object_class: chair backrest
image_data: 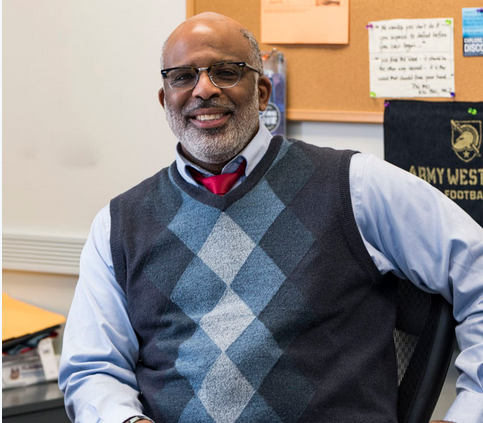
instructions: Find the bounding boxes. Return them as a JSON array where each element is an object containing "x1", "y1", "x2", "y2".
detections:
[{"x1": 394, "y1": 279, "x2": 456, "y2": 423}]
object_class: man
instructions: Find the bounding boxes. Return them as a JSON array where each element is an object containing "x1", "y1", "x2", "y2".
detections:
[{"x1": 59, "y1": 12, "x2": 483, "y2": 423}]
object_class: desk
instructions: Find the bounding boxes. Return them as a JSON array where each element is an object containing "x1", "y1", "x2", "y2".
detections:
[{"x1": 2, "y1": 381, "x2": 70, "y2": 423}]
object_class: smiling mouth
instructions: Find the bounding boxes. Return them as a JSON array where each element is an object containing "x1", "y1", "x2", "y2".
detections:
[
  {"x1": 189, "y1": 111, "x2": 232, "y2": 129},
  {"x1": 196, "y1": 114, "x2": 224, "y2": 121}
]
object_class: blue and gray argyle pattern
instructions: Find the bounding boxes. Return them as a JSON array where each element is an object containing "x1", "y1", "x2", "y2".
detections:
[{"x1": 143, "y1": 141, "x2": 317, "y2": 422}]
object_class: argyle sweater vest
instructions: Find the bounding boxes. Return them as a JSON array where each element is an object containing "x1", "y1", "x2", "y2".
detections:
[{"x1": 110, "y1": 137, "x2": 398, "y2": 423}]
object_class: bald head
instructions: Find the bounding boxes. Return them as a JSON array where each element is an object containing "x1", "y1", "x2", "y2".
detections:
[
  {"x1": 183, "y1": 11, "x2": 240, "y2": 29},
  {"x1": 161, "y1": 13, "x2": 262, "y2": 74}
]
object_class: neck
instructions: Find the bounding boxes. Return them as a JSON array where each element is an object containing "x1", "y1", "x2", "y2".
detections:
[{"x1": 180, "y1": 146, "x2": 231, "y2": 174}]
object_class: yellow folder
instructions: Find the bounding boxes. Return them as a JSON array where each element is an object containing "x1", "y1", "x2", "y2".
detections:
[{"x1": 2, "y1": 293, "x2": 66, "y2": 342}]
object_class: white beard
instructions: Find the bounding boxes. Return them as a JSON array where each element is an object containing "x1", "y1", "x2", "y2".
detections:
[{"x1": 164, "y1": 91, "x2": 260, "y2": 164}]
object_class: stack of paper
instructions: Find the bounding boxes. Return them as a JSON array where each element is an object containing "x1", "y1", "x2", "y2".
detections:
[{"x1": 2, "y1": 293, "x2": 66, "y2": 389}]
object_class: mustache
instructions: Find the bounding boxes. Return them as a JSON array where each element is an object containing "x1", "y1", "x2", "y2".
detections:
[{"x1": 181, "y1": 99, "x2": 236, "y2": 116}]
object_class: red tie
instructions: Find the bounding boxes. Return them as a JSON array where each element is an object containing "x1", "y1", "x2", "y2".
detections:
[{"x1": 189, "y1": 160, "x2": 247, "y2": 195}]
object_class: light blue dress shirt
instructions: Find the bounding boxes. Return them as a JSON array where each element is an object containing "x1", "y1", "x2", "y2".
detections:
[{"x1": 59, "y1": 123, "x2": 483, "y2": 423}]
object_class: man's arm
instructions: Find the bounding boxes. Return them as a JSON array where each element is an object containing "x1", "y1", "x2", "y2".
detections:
[
  {"x1": 59, "y1": 205, "x2": 152, "y2": 423},
  {"x1": 350, "y1": 154, "x2": 483, "y2": 423}
]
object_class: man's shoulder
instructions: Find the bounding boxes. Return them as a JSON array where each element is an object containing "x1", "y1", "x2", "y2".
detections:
[
  {"x1": 110, "y1": 165, "x2": 171, "y2": 207},
  {"x1": 283, "y1": 138, "x2": 359, "y2": 164},
  {"x1": 286, "y1": 138, "x2": 358, "y2": 155}
]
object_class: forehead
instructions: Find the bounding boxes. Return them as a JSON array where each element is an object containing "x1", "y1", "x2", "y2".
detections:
[{"x1": 164, "y1": 21, "x2": 251, "y2": 68}]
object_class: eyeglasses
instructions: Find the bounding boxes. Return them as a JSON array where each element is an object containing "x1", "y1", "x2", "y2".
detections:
[{"x1": 161, "y1": 61, "x2": 261, "y2": 92}]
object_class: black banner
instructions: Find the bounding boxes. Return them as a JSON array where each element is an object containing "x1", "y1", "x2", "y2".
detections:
[{"x1": 384, "y1": 100, "x2": 483, "y2": 227}]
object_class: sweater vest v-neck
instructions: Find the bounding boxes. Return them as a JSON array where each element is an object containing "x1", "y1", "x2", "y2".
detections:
[{"x1": 110, "y1": 137, "x2": 398, "y2": 423}]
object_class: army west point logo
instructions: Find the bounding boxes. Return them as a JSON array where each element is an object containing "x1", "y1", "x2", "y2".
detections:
[{"x1": 451, "y1": 120, "x2": 482, "y2": 163}]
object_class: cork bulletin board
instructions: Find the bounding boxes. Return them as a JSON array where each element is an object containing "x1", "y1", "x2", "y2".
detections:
[{"x1": 187, "y1": 0, "x2": 483, "y2": 123}]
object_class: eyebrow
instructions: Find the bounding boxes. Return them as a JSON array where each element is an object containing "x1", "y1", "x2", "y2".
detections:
[{"x1": 169, "y1": 56, "x2": 240, "y2": 68}]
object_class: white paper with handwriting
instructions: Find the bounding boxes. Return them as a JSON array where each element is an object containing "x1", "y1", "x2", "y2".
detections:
[{"x1": 368, "y1": 18, "x2": 455, "y2": 98}]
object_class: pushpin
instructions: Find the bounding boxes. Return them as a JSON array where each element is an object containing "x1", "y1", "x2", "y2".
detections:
[
  {"x1": 445, "y1": 19, "x2": 452, "y2": 25},
  {"x1": 384, "y1": 101, "x2": 390, "y2": 107},
  {"x1": 468, "y1": 108, "x2": 478, "y2": 115},
  {"x1": 370, "y1": 92, "x2": 376, "y2": 98},
  {"x1": 450, "y1": 92, "x2": 456, "y2": 98},
  {"x1": 476, "y1": 8, "x2": 483, "y2": 12},
  {"x1": 366, "y1": 24, "x2": 373, "y2": 29}
]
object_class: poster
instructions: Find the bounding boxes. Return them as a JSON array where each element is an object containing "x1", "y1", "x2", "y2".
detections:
[{"x1": 463, "y1": 8, "x2": 483, "y2": 57}]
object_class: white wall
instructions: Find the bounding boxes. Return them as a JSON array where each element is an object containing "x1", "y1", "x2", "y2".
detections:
[
  {"x1": 3, "y1": 0, "x2": 184, "y2": 239},
  {"x1": 288, "y1": 120, "x2": 384, "y2": 156}
]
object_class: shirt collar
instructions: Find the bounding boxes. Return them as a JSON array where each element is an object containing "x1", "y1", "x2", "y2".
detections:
[{"x1": 175, "y1": 118, "x2": 273, "y2": 187}]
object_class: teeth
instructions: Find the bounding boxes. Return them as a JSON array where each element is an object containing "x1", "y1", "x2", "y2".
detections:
[{"x1": 196, "y1": 114, "x2": 223, "y2": 121}]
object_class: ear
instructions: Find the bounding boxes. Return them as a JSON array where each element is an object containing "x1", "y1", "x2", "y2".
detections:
[
  {"x1": 158, "y1": 88, "x2": 165, "y2": 109},
  {"x1": 257, "y1": 75, "x2": 272, "y2": 112}
]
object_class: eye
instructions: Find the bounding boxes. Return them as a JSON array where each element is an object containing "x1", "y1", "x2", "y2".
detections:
[
  {"x1": 168, "y1": 69, "x2": 196, "y2": 86},
  {"x1": 172, "y1": 71, "x2": 195, "y2": 82},
  {"x1": 212, "y1": 64, "x2": 240, "y2": 81}
]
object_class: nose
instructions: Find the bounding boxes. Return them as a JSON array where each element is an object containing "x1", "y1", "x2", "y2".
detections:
[{"x1": 191, "y1": 70, "x2": 221, "y2": 100}]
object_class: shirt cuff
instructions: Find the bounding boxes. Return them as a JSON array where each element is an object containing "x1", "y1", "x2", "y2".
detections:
[
  {"x1": 123, "y1": 416, "x2": 155, "y2": 423},
  {"x1": 444, "y1": 391, "x2": 483, "y2": 423}
]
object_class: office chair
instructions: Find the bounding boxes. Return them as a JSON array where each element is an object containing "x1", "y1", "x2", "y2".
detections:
[{"x1": 394, "y1": 278, "x2": 456, "y2": 423}]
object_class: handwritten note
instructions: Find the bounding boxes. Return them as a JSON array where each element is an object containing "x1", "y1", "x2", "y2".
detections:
[{"x1": 368, "y1": 18, "x2": 455, "y2": 98}]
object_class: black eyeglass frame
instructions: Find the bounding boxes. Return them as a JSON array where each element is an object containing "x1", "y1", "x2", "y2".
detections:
[{"x1": 161, "y1": 61, "x2": 261, "y2": 91}]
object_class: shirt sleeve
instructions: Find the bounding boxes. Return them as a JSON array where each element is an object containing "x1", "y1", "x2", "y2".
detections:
[
  {"x1": 58, "y1": 205, "x2": 151, "y2": 423},
  {"x1": 350, "y1": 153, "x2": 483, "y2": 423}
]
